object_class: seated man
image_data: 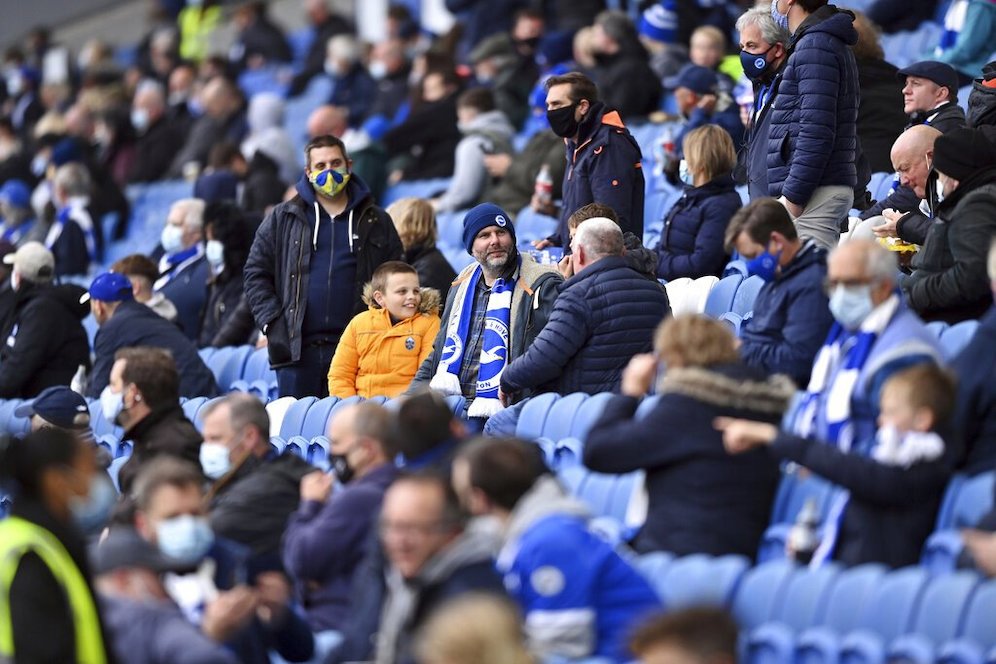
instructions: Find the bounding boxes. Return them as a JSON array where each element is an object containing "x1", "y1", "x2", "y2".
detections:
[
  {"x1": 154, "y1": 198, "x2": 210, "y2": 341},
  {"x1": 14, "y1": 384, "x2": 96, "y2": 445},
  {"x1": 726, "y1": 199, "x2": 834, "y2": 387},
  {"x1": 453, "y1": 437, "x2": 662, "y2": 662},
  {"x1": 47, "y1": 163, "x2": 97, "y2": 276},
  {"x1": 111, "y1": 254, "x2": 178, "y2": 322},
  {"x1": 672, "y1": 64, "x2": 744, "y2": 160},
  {"x1": 84, "y1": 271, "x2": 218, "y2": 400}
]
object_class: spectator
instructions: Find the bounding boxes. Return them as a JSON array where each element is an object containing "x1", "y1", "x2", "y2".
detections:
[
  {"x1": 585, "y1": 315, "x2": 793, "y2": 557},
  {"x1": 903, "y1": 127, "x2": 996, "y2": 323},
  {"x1": 166, "y1": 62, "x2": 197, "y2": 135},
  {"x1": 689, "y1": 25, "x2": 736, "y2": 95},
  {"x1": 367, "y1": 39, "x2": 412, "y2": 123},
  {"x1": 639, "y1": 1, "x2": 687, "y2": 85},
  {"x1": 431, "y1": 88, "x2": 515, "y2": 213},
  {"x1": 445, "y1": 0, "x2": 528, "y2": 60},
  {"x1": 94, "y1": 526, "x2": 239, "y2": 664},
  {"x1": 328, "y1": 262, "x2": 440, "y2": 399},
  {"x1": 720, "y1": 363, "x2": 956, "y2": 568},
  {"x1": 672, "y1": 65, "x2": 745, "y2": 165},
  {"x1": 47, "y1": 162, "x2": 97, "y2": 276},
  {"x1": 535, "y1": 72, "x2": 645, "y2": 249},
  {"x1": 406, "y1": 203, "x2": 561, "y2": 421},
  {"x1": 792, "y1": 240, "x2": 942, "y2": 451},
  {"x1": 85, "y1": 272, "x2": 218, "y2": 400},
  {"x1": 230, "y1": 1, "x2": 292, "y2": 71},
  {"x1": 655, "y1": 125, "x2": 740, "y2": 281},
  {"x1": 241, "y1": 93, "x2": 300, "y2": 185},
  {"x1": 374, "y1": 472, "x2": 505, "y2": 664},
  {"x1": 967, "y1": 60, "x2": 996, "y2": 128},
  {"x1": 168, "y1": 76, "x2": 246, "y2": 179},
  {"x1": 386, "y1": 197, "x2": 457, "y2": 300},
  {"x1": 283, "y1": 402, "x2": 398, "y2": 634},
  {"x1": 154, "y1": 198, "x2": 210, "y2": 341},
  {"x1": 201, "y1": 394, "x2": 317, "y2": 561},
  {"x1": 200, "y1": 202, "x2": 251, "y2": 348},
  {"x1": 111, "y1": 254, "x2": 179, "y2": 323},
  {"x1": 469, "y1": 11, "x2": 544, "y2": 131},
  {"x1": 629, "y1": 608, "x2": 739, "y2": 664},
  {"x1": 866, "y1": 0, "x2": 939, "y2": 33},
  {"x1": 324, "y1": 35, "x2": 377, "y2": 128},
  {"x1": 307, "y1": 105, "x2": 388, "y2": 201},
  {"x1": 177, "y1": 0, "x2": 222, "y2": 63},
  {"x1": 490, "y1": 218, "x2": 670, "y2": 433},
  {"x1": 287, "y1": 0, "x2": 354, "y2": 96},
  {"x1": 0, "y1": 179, "x2": 39, "y2": 245},
  {"x1": 560, "y1": 202, "x2": 658, "y2": 281},
  {"x1": 93, "y1": 107, "x2": 137, "y2": 189},
  {"x1": 591, "y1": 10, "x2": 663, "y2": 119},
  {"x1": 737, "y1": 7, "x2": 790, "y2": 202},
  {"x1": 244, "y1": 134, "x2": 402, "y2": 398},
  {"x1": 129, "y1": 79, "x2": 184, "y2": 183},
  {"x1": 392, "y1": 389, "x2": 467, "y2": 468},
  {"x1": 767, "y1": 0, "x2": 860, "y2": 250},
  {"x1": 0, "y1": 428, "x2": 114, "y2": 662},
  {"x1": 5, "y1": 65, "x2": 43, "y2": 139},
  {"x1": 14, "y1": 385, "x2": 96, "y2": 445},
  {"x1": 205, "y1": 142, "x2": 285, "y2": 218},
  {"x1": 935, "y1": 0, "x2": 996, "y2": 83},
  {"x1": 727, "y1": 199, "x2": 834, "y2": 387},
  {"x1": 415, "y1": 594, "x2": 534, "y2": 664},
  {"x1": 0, "y1": 242, "x2": 89, "y2": 398}
]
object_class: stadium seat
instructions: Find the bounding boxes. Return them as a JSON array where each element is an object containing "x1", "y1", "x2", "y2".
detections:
[
  {"x1": 635, "y1": 551, "x2": 676, "y2": 601},
  {"x1": 181, "y1": 397, "x2": 208, "y2": 425},
  {"x1": 242, "y1": 348, "x2": 276, "y2": 384},
  {"x1": 308, "y1": 435, "x2": 330, "y2": 471},
  {"x1": 444, "y1": 394, "x2": 467, "y2": 416},
  {"x1": 658, "y1": 554, "x2": 750, "y2": 610},
  {"x1": 283, "y1": 435, "x2": 309, "y2": 459},
  {"x1": 215, "y1": 346, "x2": 256, "y2": 392},
  {"x1": 664, "y1": 277, "x2": 695, "y2": 315},
  {"x1": 89, "y1": 398, "x2": 123, "y2": 439},
  {"x1": 731, "y1": 559, "x2": 796, "y2": 630},
  {"x1": 96, "y1": 433, "x2": 118, "y2": 458},
  {"x1": 514, "y1": 207, "x2": 559, "y2": 243},
  {"x1": 724, "y1": 259, "x2": 749, "y2": 279},
  {"x1": 326, "y1": 395, "x2": 364, "y2": 434},
  {"x1": 279, "y1": 396, "x2": 318, "y2": 439},
  {"x1": 569, "y1": 392, "x2": 613, "y2": 439},
  {"x1": 926, "y1": 320, "x2": 950, "y2": 339},
  {"x1": 557, "y1": 465, "x2": 587, "y2": 495},
  {"x1": 206, "y1": 347, "x2": 237, "y2": 384},
  {"x1": 732, "y1": 275, "x2": 765, "y2": 316},
  {"x1": 269, "y1": 436, "x2": 286, "y2": 455},
  {"x1": 108, "y1": 456, "x2": 129, "y2": 493},
  {"x1": 887, "y1": 571, "x2": 980, "y2": 664},
  {"x1": 265, "y1": 396, "x2": 296, "y2": 437},
  {"x1": 705, "y1": 274, "x2": 744, "y2": 317},
  {"x1": 939, "y1": 320, "x2": 980, "y2": 361},
  {"x1": 300, "y1": 396, "x2": 339, "y2": 440},
  {"x1": 116, "y1": 440, "x2": 133, "y2": 459},
  {"x1": 382, "y1": 177, "x2": 453, "y2": 207},
  {"x1": 515, "y1": 392, "x2": 561, "y2": 441},
  {"x1": 635, "y1": 394, "x2": 661, "y2": 419},
  {"x1": 938, "y1": 471, "x2": 995, "y2": 530},
  {"x1": 686, "y1": 275, "x2": 720, "y2": 314},
  {"x1": 550, "y1": 437, "x2": 584, "y2": 470},
  {"x1": 541, "y1": 392, "x2": 589, "y2": 442},
  {"x1": 720, "y1": 311, "x2": 744, "y2": 335},
  {"x1": 922, "y1": 530, "x2": 967, "y2": 575},
  {"x1": 937, "y1": 579, "x2": 996, "y2": 664}
]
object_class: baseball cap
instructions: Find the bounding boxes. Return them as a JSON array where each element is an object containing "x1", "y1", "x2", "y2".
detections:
[
  {"x1": 79, "y1": 272, "x2": 134, "y2": 305},
  {"x1": 14, "y1": 385, "x2": 90, "y2": 429},
  {"x1": 674, "y1": 64, "x2": 718, "y2": 95},
  {"x1": 897, "y1": 61, "x2": 959, "y2": 97},
  {"x1": 91, "y1": 527, "x2": 186, "y2": 575},
  {"x1": 3, "y1": 241, "x2": 55, "y2": 284}
]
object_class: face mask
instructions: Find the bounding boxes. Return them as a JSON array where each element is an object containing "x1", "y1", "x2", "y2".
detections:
[
  {"x1": 369, "y1": 61, "x2": 388, "y2": 80},
  {"x1": 100, "y1": 385, "x2": 124, "y2": 423},
  {"x1": 199, "y1": 442, "x2": 231, "y2": 480},
  {"x1": 131, "y1": 108, "x2": 150, "y2": 133},
  {"x1": 771, "y1": 0, "x2": 790, "y2": 32},
  {"x1": 679, "y1": 159, "x2": 694, "y2": 186},
  {"x1": 70, "y1": 473, "x2": 117, "y2": 535},
  {"x1": 160, "y1": 224, "x2": 184, "y2": 254},
  {"x1": 205, "y1": 239, "x2": 224, "y2": 268},
  {"x1": 30, "y1": 154, "x2": 48, "y2": 177},
  {"x1": 10, "y1": 271, "x2": 19, "y2": 292},
  {"x1": 746, "y1": 246, "x2": 781, "y2": 282},
  {"x1": 156, "y1": 515, "x2": 214, "y2": 565},
  {"x1": 740, "y1": 46, "x2": 773, "y2": 81},
  {"x1": 829, "y1": 284, "x2": 874, "y2": 330},
  {"x1": 330, "y1": 451, "x2": 355, "y2": 484},
  {"x1": 546, "y1": 104, "x2": 580, "y2": 138},
  {"x1": 310, "y1": 168, "x2": 350, "y2": 198},
  {"x1": 6, "y1": 73, "x2": 22, "y2": 97}
]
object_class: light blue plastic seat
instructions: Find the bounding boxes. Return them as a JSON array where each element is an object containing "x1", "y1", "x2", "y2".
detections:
[{"x1": 705, "y1": 274, "x2": 744, "y2": 317}]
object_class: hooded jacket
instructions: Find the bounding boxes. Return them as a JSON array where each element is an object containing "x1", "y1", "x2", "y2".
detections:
[
  {"x1": 0, "y1": 282, "x2": 89, "y2": 398},
  {"x1": 199, "y1": 270, "x2": 245, "y2": 349},
  {"x1": 967, "y1": 76, "x2": 996, "y2": 129},
  {"x1": 328, "y1": 286, "x2": 441, "y2": 398},
  {"x1": 654, "y1": 175, "x2": 740, "y2": 281},
  {"x1": 498, "y1": 476, "x2": 662, "y2": 663},
  {"x1": 244, "y1": 173, "x2": 403, "y2": 368},
  {"x1": 767, "y1": 6, "x2": 860, "y2": 205},
  {"x1": 434, "y1": 109, "x2": 516, "y2": 212}
]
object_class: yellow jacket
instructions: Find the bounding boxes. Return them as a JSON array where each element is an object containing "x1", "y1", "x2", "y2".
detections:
[
  {"x1": 178, "y1": 5, "x2": 222, "y2": 63},
  {"x1": 328, "y1": 287, "x2": 441, "y2": 398}
]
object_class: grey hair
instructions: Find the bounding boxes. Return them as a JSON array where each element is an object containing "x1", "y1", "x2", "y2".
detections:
[
  {"x1": 169, "y1": 198, "x2": 205, "y2": 232},
  {"x1": 201, "y1": 393, "x2": 270, "y2": 439},
  {"x1": 736, "y1": 6, "x2": 790, "y2": 47},
  {"x1": 135, "y1": 79, "x2": 166, "y2": 105},
  {"x1": 54, "y1": 163, "x2": 91, "y2": 198},
  {"x1": 327, "y1": 34, "x2": 361, "y2": 64},
  {"x1": 346, "y1": 402, "x2": 394, "y2": 455},
  {"x1": 988, "y1": 238, "x2": 996, "y2": 282},
  {"x1": 575, "y1": 217, "x2": 624, "y2": 259},
  {"x1": 832, "y1": 239, "x2": 897, "y2": 285}
]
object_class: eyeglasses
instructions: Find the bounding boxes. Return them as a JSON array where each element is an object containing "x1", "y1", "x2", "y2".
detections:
[{"x1": 378, "y1": 518, "x2": 458, "y2": 538}]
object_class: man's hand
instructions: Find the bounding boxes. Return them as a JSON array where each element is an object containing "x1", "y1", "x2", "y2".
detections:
[
  {"x1": 557, "y1": 254, "x2": 573, "y2": 279},
  {"x1": 696, "y1": 94, "x2": 717, "y2": 114},
  {"x1": 202, "y1": 586, "x2": 258, "y2": 643},
  {"x1": 254, "y1": 572, "x2": 291, "y2": 625},
  {"x1": 483, "y1": 153, "x2": 512, "y2": 178},
  {"x1": 963, "y1": 529, "x2": 996, "y2": 577},
  {"x1": 532, "y1": 238, "x2": 553, "y2": 250},
  {"x1": 714, "y1": 417, "x2": 779, "y2": 453},
  {"x1": 300, "y1": 471, "x2": 333, "y2": 503},
  {"x1": 872, "y1": 209, "x2": 902, "y2": 238},
  {"x1": 621, "y1": 354, "x2": 658, "y2": 397},
  {"x1": 529, "y1": 193, "x2": 558, "y2": 216},
  {"x1": 778, "y1": 196, "x2": 804, "y2": 219}
]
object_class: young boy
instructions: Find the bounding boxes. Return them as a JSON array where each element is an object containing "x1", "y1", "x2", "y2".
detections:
[
  {"x1": 558, "y1": 203, "x2": 657, "y2": 280},
  {"x1": 327, "y1": 261, "x2": 441, "y2": 398},
  {"x1": 717, "y1": 363, "x2": 956, "y2": 568},
  {"x1": 688, "y1": 26, "x2": 736, "y2": 95}
]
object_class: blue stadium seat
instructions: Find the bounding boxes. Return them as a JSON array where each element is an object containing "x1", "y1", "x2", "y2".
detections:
[
  {"x1": 514, "y1": 207, "x2": 559, "y2": 243},
  {"x1": 635, "y1": 551, "x2": 676, "y2": 601},
  {"x1": 720, "y1": 311, "x2": 744, "y2": 335},
  {"x1": 216, "y1": 346, "x2": 256, "y2": 392},
  {"x1": 925, "y1": 320, "x2": 950, "y2": 339},
  {"x1": 935, "y1": 474, "x2": 968, "y2": 530},
  {"x1": 516, "y1": 392, "x2": 561, "y2": 441},
  {"x1": 937, "y1": 579, "x2": 996, "y2": 664},
  {"x1": 444, "y1": 394, "x2": 467, "y2": 416},
  {"x1": 326, "y1": 395, "x2": 364, "y2": 433},
  {"x1": 569, "y1": 392, "x2": 612, "y2": 440},
  {"x1": 604, "y1": 472, "x2": 641, "y2": 524},
  {"x1": 287, "y1": 27, "x2": 314, "y2": 65},
  {"x1": 279, "y1": 396, "x2": 318, "y2": 438},
  {"x1": 270, "y1": 436, "x2": 287, "y2": 455},
  {"x1": 550, "y1": 437, "x2": 584, "y2": 470},
  {"x1": 922, "y1": 530, "x2": 966, "y2": 575},
  {"x1": 557, "y1": 465, "x2": 587, "y2": 495},
  {"x1": 96, "y1": 434, "x2": 118, "y2": 458},
  {"x1": 382, "y1": 177, "x2": 453, "y2": 207},
  {"x1": 635, "y1": 394, "x2": 661, "y2": 420},
  {"x1": 541, "y1": 392, "x2": 589, "y2": 442},
  {"x1": 731, "y1": 559, "x2": 796, "y2": 630},
  {"x1": 308, "y1": 435, "x2": 330, "y2": 471},
  {"x1": 887, "y1": 571, "x2": 980, "y2": 664},
  {"x1": 0, "y1": 399, "x2": 21, "y2": 434},
  {"x1": 939, "y1": 472, "x2": 995, "y2": 530},
  {"x1": 108, "y1": 456, "x2": 129, "y2": 492},
  {"x1": 940, "y1": 320, "x2": 980, "y2": 361},
  {"x1": 242, "y1": 347, "x2": 275, "y2": 383},
  {"x1": 89, "y1": 398, "x2": 123, "y2": 439},
  {"x1": 116, "y1": 440, "x2": 133, "y2": 459},
  {"x1": 658, "y1": 554, "x2": 750, "y2": 609},
  {"x1": 181, "y1": 397, "x2": 208, "y2": 425},
  {"x1": 724, "y1": 259, "x2": 749, "y2": 279},
  {"x1": 301, "y1": 396, "x2": 340, "y2": 440},
  {"x1": 705, "y1": 274, "x2": 744, "y2": 317},
  {"x1": 732, "y1": 275, "x2": 766, "y2": 316},
  {"x1": 284, "y1": 435, "x2": 309, "y2": 459},
  {"x1": 206, "y1": 347, "x2": 237, "y2": 384}
]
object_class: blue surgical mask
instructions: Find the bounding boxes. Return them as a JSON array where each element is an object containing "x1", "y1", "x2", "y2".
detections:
[
  {"x1": 156, "y1": 515, "x2": 214, "y2": 565},
  {"x1": 678, "y1": 159, "x2": 694, "y2": 186},
  {"x1": 70, "y1": 473, "x2": 117, "y2": 535},
  {"x1": 829, "y1": 284, "x2": 874, "y2": 330},
  {"x1": 100, "y1": 385, "x2": 124, "y2": 424},
  {"x1": 746, "y1": 246, "x2": 781, "y2": 282},
  {"x1": 740, "y1": 46, "x2": 773, "y2": 81},
  {"x1": 771, "y1": 0, "x2": 790, "y2": 32},
  {"x1": 199, "y1": 442, "x2": 231, "y2": 480}
]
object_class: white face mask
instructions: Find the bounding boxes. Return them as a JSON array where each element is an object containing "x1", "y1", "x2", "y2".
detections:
[
  {"x1": 369, "y1": 61, "x2": 388, "y2": 80},
  {"x1": 160, "y1": 224, "x2": 185, "y2": 254},
  {"x1": 205, "y1": 239, "x2": 224, "y2": 268},
  {"x1": 131, "y1": 108, "x2": 150, "y2": 134},
  {"x1": 199, "y1": 442, "x2": 231, "y2": 480},
  {"x1": 100, "y1": 385, "x2": 124, "y2": 423},
  {"x1": 156, "y1": 515, "x2": 214, "y2": 564},
  {"x1": 679, "y1": 159, "x2": 694, "y2": 186}
]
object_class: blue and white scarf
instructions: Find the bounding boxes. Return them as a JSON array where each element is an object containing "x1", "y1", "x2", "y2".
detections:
[
  {"x1": 793, "y1": 295, "x2": 899, "y2": 452},
  {"x1": 936, "y1": 0, "x2": 968, "y2": 55},
  {"x1": 45, "y1": 198, "x2": 96, "y2": 261},
  {"x1": 154, "y1": 243, "x2": 204, "y2": 290},
  {"x1": 430, "y1": 264, "x2": 514, "y2": 418}
]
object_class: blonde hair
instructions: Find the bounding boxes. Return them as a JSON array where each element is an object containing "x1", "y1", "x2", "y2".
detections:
[
  {"x1": 683, "y1": 125, "x2": 737, "y2": 182},
  {"x1": 415, "y1": 594, "x2": 535, "y2": 664},
  {"x1": 691, "y1": 25, "x2": 726, "y2": 50},
  {"x1": 387, "y1": 197, "x2": 438, "y2": 251},
  {"x1": 655, "y1": 314, "x2": 739, "y2": 368}
]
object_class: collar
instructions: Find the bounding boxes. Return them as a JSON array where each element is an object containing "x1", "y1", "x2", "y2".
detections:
[
  {"x1": 123, "y1": 403, "x2": 186, "y2": 440},
  {"x1": 562, "y1": 254, "x2": 627, "y2": 287},
  {"x1": 860, "y1": 293, "x2": 900, "y2": 335}
]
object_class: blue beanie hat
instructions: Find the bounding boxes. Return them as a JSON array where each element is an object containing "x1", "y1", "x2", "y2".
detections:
[
  {"x1": 0, "y1": 179, "x2": 30, "y2": 209},
  {"x1": 639, "y1": 2, "x2": 678, "y2": 44},
  {"x1": 462, "y1": 203, "x2": 515, "y2": 254}
]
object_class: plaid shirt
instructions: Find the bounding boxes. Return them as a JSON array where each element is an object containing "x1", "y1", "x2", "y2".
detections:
[{"x1": 457, "y1": 261, "x2": 519, "y2": 402}]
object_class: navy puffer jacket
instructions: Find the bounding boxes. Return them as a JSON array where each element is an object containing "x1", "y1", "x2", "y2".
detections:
[
  {"x1": 655, "y1": 175, "x2": 740, "y2": 281},
  {"x1": 767, "y1": 6, "x2": 860, "y2": 206},
  {"x1": 501, "y1": 256, "x2": 671, "y2": 396}
]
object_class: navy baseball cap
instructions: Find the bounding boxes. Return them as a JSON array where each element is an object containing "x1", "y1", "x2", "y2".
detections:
[
  {"x1": 91, "y1": 527, "x2": 186, "y2": 575},
  {"x1": 79, "y1": 272, "x2": 134, "y2": 305},
  {"x1": 674, "y1": 64, "x2": 718, "y2": 95},
  {"x1": 897, "y1": 61, "x2": 959, "y2": 95},
  {"x1": 15, "y1": 386, "x2": 90, "y2": 428}
]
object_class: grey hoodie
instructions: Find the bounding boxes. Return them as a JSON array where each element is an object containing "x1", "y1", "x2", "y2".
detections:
[{"x1": 435, "y1": 109, "x2": 516, "y2": 212}]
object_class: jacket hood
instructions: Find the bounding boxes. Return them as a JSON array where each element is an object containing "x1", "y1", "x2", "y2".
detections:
[
  {"x1": 361, "y1": 284, "x2": 441, "y2": 314},
  {"x1": 24, "y1": 282, "x2": 90, "y2": 320},
  {"x1": 793, "y1": 6, "x2": 858, "y2": 47},
  {"x1": 658, "y1": 363, "x2": 796, "y2": 414},
  {"x1": 781, "y1": 240, "x2": 826, "y2": 280},
  {"x1": 247, "y1": 92, "x2": 285, "y2": 132},
  {"x1": 936, "y1": 167, "x2": 996, "y2": 214},
  {"x1": 293, "y1": 170, "x2": 373, "y2": 215},
  {"x1": 576, "y1": 101, "x2": 611, "y2": 142},
  {"x1": 688, "y1": 174, "x2": 737, "y2": 200},
  {"x1": 503, "y1": 475, "x2": 589, "y2": 545},
  {"x1": 463, "y1": 109, "x2": 515, "y2": 139},
  {"x1": 968, "y1": 80, "x2": 996, "y2": 128}
]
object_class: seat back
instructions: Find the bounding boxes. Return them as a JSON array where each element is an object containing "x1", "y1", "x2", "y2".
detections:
[
  {"x1": 773, "y1": 564, "x2": 843, "y2": 631},
  {"x1": 940, "y1": 320, "x2": 980, "y2": 361},
  {"x1": 635, "y1": 551, "x2": 676, "y2": 602},
  {"x1": 855, "y1": 566, "x2": 930, "y2": 640},
  {"x1": 570, "y1": 392, "x2": 613, "y2": 440},
  {"x1": 819, "y1": 564, "x2": 888, "y2": 633},
  {"x1": 961, "y1": 579, "x2": 996, "y2": 648},
  {"x1": 515, "y1": 392, "x2": 561, "y2": 441},
  {"x1": 301, "y1": 396, "x2": 339, "y2": 439},
  {"x1": 661, "y1": 554, "x2": 751, "y2": 609},
  {"x1": 705, "y1": 274, "x2": 744, "y2": 317},
  {"x1": 732, "y1": 275, "x2": 765, "y2": 316},
  {"x1": 948, "y1": 472, "x2": 995, "y2": 530},
  {"x1": 542, "y1": 392, "x2": 589, "y2": 441},
  {"x1": 907, "y1": 572, "x2": 980, "y2": 644},
  {"x1": 732, "y1": 559, "x2": 796, "y2": 630},
  {"x1": 279, "y1": 396, "x2": 318, "y2": 439}
]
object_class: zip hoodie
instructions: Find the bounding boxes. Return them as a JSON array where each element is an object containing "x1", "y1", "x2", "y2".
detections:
[{"x1": 434, "y1": 109, "x2": 516, "y2": 212}]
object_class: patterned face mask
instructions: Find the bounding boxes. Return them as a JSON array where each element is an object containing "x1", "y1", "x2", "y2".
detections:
[{"x1": 309, "y1": 168, "x2": 351, "y2": 197}]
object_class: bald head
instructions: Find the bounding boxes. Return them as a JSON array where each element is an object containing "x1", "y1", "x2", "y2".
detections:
[
  {"x1": 891, "y1": 125, "x2": 942, "y2": 200},
  {"x1": 571, "y1": 217, "x2": 624, "y2": 273},
  {"x1": 307, "y1": 105, "x2": 347, "y2": 139}
]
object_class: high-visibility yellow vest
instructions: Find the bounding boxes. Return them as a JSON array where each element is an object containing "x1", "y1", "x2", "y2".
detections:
[
  {"x1": 178, "y1": 5, "x2": 223, "y2": 63},
  {"x1": 0, "y1": 516, "x2": 108, "y2": 664}
]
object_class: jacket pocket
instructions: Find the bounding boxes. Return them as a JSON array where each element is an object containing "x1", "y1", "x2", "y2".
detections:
[
  {"x1": 266, "y1": 315, "x2": 293, "y2": 367},
  {"x1": 779, "y1": 133, "x2": 791, "y2": 164}
]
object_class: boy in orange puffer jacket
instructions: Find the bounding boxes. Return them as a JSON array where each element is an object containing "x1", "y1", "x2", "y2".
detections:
[{"x1": 327, "y1": 261, "x2": 441, "y2": 398}]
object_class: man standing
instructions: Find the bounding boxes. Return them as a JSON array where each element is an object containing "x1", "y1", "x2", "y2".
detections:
[
  {"x1": 534, "y1": 72, "x2": 645, "y2": 250},
  {"x1": 154, "y1": 198, "x2": 210, "y2": 341},
  {"x1": 766, "y1": 0, "x2": 860, "y2": 250},
  {"x1": 244, "y1": 134, "x2": 402, "y2": 398},
  {"x1": 406, "y1": 203, "x2": 561, "y2": 421}
]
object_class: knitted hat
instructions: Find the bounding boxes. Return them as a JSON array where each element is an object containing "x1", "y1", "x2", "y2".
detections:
[
  {"x1": 674, "y1": 64, "x2": 718, "y2": 95},
  {"x1": 933, "y1": 128, "x2": 996, "y2": 181},
  {"x1": 0, "y1": 179, "x2": 30, "y2": 209},
  {"x1": 462, "y1": 203, "x2": 515, "y2": 254},
  {"x1": 639, "y1": 2, "x2": 678, "y2": 44}
]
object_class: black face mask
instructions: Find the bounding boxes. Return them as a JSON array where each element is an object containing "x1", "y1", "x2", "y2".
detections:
[
  {"x1": 330, "y1": 453, "x2": 354, "y2": 484},
  {"x1": 547, "y1": 104, "x2": 580, "y2": 138}
]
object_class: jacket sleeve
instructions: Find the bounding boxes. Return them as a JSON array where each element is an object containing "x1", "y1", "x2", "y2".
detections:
[
  {"x1": 501, "y1": 286, "x2": 591, "y2": 394},
  {"x1": 771, "y1": 432, "x2": 951, "y2": 506},
  {"x1": 588, "y1": 135, "x2": 643, "y2": 237},
  {"x1": 328, "y1": 321, "x2": 360, "y2": 397},
  {"x1": 781, "y1": 43, "x2": 842, "y2": 207},
  {"x1": 656, "y1": 196, "x2": 736, "y2": 280},
  {"x1": 87, "y1": 327, "x2": 114, "y2": 399},
  {"x1": 0, "y1": 301, "x2": 53, "y2": 397},
  {"x1": 243, "y1": 210, "x2": 283, "y2": 330},
  {"x1": 281, "y1": 490, "x2": 374, "y2": 583},
  {"x1": 263, "y1": 608, "x2": 315, "y2": 662},
  {"x1": 860, "y1": 183, "x2": 919, "y2": 220},
  {"x1": 906, "y1": 198, "x2": 996, "y2": 314},
  {"x1": 435, "y1": 137, "x2": 488, "y2": 212},
  {"x1": 896, "y1": 211, "x2": 933, "y2": 246},
  {"x1": 211, "y1": 298, "x2": 256, "y2": 347},
  {"x1": 403, "y1": 288, "x2": 456, "y2": 396}
]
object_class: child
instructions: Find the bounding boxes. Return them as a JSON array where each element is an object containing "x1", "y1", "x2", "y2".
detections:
[
  {"x1": 327, "y1": 261, "x2": 441, "y2": 398},
  {"x1": 688, "y1": 26, "x2": 736, "y2": 96},
  {"x1": 716, "y1": 363, "x2": 956, "y2": 568}
]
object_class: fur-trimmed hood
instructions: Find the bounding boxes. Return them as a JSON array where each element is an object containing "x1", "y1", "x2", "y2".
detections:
[
  {"x1": 360, "y1": 283, "x2": 441, "y2": 315},
  {"x1": 658, "y1": 364, "x2": 796, "y2": 416}
]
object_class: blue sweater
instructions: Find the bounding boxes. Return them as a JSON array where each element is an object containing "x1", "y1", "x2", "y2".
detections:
[{"x1": 655, "y1": 175, "x2": 740, "y2": 281}]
